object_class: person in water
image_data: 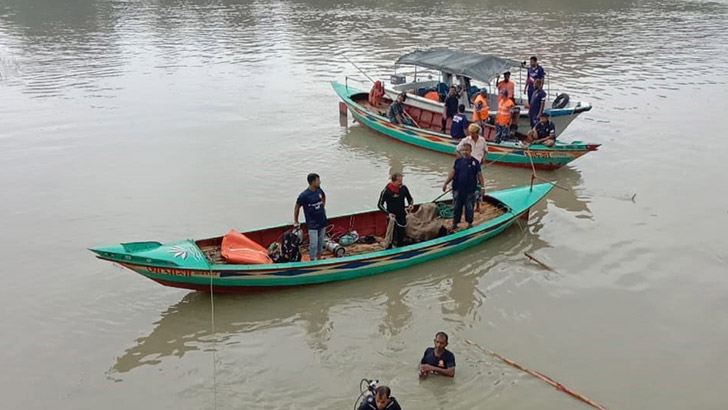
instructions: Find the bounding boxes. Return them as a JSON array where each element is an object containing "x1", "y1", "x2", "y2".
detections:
[
  {"x1": 441, "y1": 86, "x2": 459, "y2": 133},
  {"x1": 378, "y1": 172, "x2": 414, "y2": 248},
  {"x1": 294, "y1": 173, "x2": 328, "y2": 260},
  {"x1": 369, "y1": 80, "x2": 385, "y2": 107},
  {"x1": 524, "y1": 56, "x2": 546, "y2": 102},
  {"x1": 387, "y1": 92, "x2": 413, "y2": 126},
  {"x1": 450, "y1": 104, "x2": 469, "y2": 139},
  {"x1": 419, "y1": 332, "x2": 456, "y2": 378},
  {"x1": 526, "y1": 112, "x2": 557, "y2": 146},
  {"x1": 528, "y1": 78, "x2": 547, "y2": 127},
  {"x1": 443, "y1": 143, "x2": 484, "y2": 230},
  {"x1": 358, "y1": 385, "x2": 402, "y2": 410}
]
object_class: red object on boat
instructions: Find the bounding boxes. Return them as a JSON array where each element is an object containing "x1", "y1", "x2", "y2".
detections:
[{"x1": 221, "y1": 229, "x2": 272, "y2": 264}]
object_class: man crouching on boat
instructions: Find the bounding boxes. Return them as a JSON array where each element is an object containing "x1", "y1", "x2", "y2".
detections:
[
  {"x1": 294, "y1": 173, "x2": 328, "y2": 261},
  {"x1": 377, "y1": 172, "x2": 414, "y2": 248},
  {"x1": 358, "y1": 386, "x2": 403, "y2": 410}
]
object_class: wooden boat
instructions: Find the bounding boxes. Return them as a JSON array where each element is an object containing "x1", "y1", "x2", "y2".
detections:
[
  {"x1": 332, "y1": 81, "x2": 599, "y2": 170},
  {"x1": 89, "y1": 183, "x2": 553, "y2": 293},
  {"x1": 383, "y1": 48, "x2": 593, "y2": 133}
]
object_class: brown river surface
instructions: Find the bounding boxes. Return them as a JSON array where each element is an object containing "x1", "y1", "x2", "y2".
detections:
[{"x1": 1, "y1": 0, "x2": 728, "y2": 409}]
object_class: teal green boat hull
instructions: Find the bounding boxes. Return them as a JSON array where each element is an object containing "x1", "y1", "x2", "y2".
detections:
[
  {"x1": 90, "y1": 184, "x2": 553, "y2": 292},
  {"x1": 332, "y1": 81, "x2": 599, "y2": 170}
]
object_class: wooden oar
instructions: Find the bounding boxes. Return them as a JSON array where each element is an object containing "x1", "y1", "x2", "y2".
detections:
[
  {"x1": 524, "y1": 251, "x2": 556, "y2": 272},
  {"x1": 464, "y1": 338, "x2": 608, "y2": 410}
]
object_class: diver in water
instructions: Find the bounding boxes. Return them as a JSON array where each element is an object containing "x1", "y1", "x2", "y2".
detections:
[{"x1": 358, "y1": 385, "x2": 402, "y2": 410}]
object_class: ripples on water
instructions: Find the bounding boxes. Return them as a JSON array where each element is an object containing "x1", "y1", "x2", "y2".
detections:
[{"x1": 2, "y1": 1, "x2": 728, "y2": 409}]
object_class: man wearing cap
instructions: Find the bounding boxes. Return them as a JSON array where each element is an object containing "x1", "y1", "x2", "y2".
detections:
[
  {"x1": 495, "y1": 88, "x2": 516, "y2": 143},
  {"x1": 497, "y1": 71, "x2": 515, "y2": 103},
  {"x1": 526, "y1": 112, "x2": 557, "y2": 147}
]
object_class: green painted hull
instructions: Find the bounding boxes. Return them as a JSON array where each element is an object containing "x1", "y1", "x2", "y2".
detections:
[
  {"x1": 332, "y1": 81, "x2": 599, "y2": 170},
  {"x1": 90, "y1": 184, "x2": 553, "y2": 292}
]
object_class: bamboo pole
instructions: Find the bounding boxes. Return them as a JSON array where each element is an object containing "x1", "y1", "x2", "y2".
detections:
[
  {"x1": 524, "y1": 251, "x2": 556, "y2": 272},
  {"x1": 464, "y1": 339, "x2": 608, "y2": 410}
]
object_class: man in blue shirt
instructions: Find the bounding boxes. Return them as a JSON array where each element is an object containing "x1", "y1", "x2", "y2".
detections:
[
  {"x1": 526, "y1": 112, "x2": 557, "y2": 146},
  {"x1": 528, "y1": 78, "x2": 547, "y2": 127},
  {"x1": 419, "y1": 332, "x2": 456, "y2": 378},
  {"x1": 294, "y1": 173, "x2": 328, "y2": 260},
  {"x1": 442, "y1": 143, "x2": 484, "y2": 230},
  {"x1": 449, "y1": 104, "x2": 468, "y2": 139},
  {"x1": 524, "y1": 56, "x2": 546, "y2": 102}
]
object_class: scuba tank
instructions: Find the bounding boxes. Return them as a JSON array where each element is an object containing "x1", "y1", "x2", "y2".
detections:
[{"x1": 324, "y1": 239, "x2": 346, "y2": 257}]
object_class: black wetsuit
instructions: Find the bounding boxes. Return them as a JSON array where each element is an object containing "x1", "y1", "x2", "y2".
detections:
[
  {"x1": 377, "y1": 184, "x2": 413, "y2": 247},
  {"x1": 358, "y1": 395, "x2": 402, "y2": 410}
]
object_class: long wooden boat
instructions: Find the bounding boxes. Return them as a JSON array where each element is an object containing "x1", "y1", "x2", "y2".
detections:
[
  {"x1": 332, "y1": 81, "x2": 599, "y2": 170},
  {"x1": 383, "y1": 48, "x2": 593, "y2": 133},
  {"x1": 89, "y1": 183, "x2": 553, "y2": 293}
]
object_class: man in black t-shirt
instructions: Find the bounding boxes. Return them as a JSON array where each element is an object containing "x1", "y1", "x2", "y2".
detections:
[
  {"x1": 441, "y1": 86, "x2": 459, "y2": 133},
  {"x1": 378, "y1": 172, "x2": 414, "y2": 248},
  {"x1": 419, "y1": 331, "x2": 456, "y2": 378}
]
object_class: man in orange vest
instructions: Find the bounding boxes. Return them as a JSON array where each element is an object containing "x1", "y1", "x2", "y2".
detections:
[
  {"x1": 472, "y1": 89, "x2": 489, "y2": 135},
  {"x1": 495, "y1": 89, "x2": 516, "y2": 143},
  {"x1": 497, "y1": 71, "x2": 515, "y2": 103}
]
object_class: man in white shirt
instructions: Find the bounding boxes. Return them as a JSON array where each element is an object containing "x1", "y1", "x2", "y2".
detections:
[{"x1": 456, "y1": 123, "x2": 487, "y2": 164}]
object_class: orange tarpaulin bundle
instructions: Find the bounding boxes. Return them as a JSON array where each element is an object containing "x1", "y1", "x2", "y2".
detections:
[{"x1": 221, "y1": 229, "x2": 272, "y2": 264}]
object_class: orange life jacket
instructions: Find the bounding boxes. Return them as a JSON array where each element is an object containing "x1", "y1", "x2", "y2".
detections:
[
  {"x1": 497, "y1": 80, "x2": 515, "y2": 100},
  {"x1": 496, "y1": 97, "x2": 515, "y2": 125},
  {"x1": 424, "y1": 90, "x2": 440, "y2": 102},
  {"x1": 473, "y1": 94, "x2": 489, "y2": 121}
]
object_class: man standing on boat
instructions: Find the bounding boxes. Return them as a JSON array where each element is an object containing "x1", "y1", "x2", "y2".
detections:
[
  {"x1": 378, "y1": 172, "x2": 414, "y2": 248},
  {"x1": 497, "y1": 71, "x2": 516, "y2": 103},
  {"x1": 450, "y1": 104, "x2": 469, "y2": 139},
  {"x1": 524, "y1": 56, "x2": 546, "y2": 102},
  {"x1": 419, "y1": 332, "x2": 456, "y2": 378},
  {"x1": 441, "y1": 86, "x2": 459, "y2": 133},
  {"x1": 456, "y1": 123, "x2": 487, "y2": 164},
  {"x1": 443, "y1": 142, "x2": 484, "y2": 230},
  {"x1": 387, "y1": 92, "x2": 413, "y2": 126},
  {"x1": 495, "y1": 88, "x2": 516, "y2": 143},
  {"x1": 528, "y1": 78, "x2": 547, "y2": 127},
  {"x1": 472, "y1": 89, "x2": 490, "y2": 134},
  {"x1": 456, "y1": 124, "x2": 487, "y2": 212},
  {"x1": 294, "y1": 173, "x2": 328, "y2": 261}
]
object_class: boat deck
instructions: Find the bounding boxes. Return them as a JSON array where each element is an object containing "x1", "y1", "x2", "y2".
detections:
[{"x1": 199, "y1": 201, "x2": 505, "y2": 264}]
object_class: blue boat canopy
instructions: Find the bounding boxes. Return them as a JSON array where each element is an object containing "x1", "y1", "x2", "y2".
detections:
[{"x1": 395, "y1": 48, "x2": 522, "y2": 83}]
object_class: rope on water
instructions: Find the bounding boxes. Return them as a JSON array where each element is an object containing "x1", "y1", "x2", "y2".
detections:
[
  {"x1": 209, "y1": 269, "x2": 218, "y2": 410},
  {"x1": 464, "y1": 338, "x2": 608, "y2": 410}
]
